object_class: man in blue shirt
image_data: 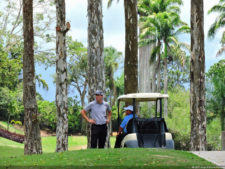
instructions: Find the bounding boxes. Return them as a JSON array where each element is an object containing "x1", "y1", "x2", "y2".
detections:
[{"x1": 114, "y1": 105, "x2": 137, "y2": 148}]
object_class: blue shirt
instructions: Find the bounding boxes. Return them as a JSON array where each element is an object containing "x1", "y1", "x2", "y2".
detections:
[{"x1": 120, "y1": 114, "x2": 137, "y2": 133}]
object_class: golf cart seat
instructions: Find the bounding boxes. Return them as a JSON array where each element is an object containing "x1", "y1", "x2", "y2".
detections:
[{"x1": 125, "y1": 117, "x2": 168, "y2": 148}]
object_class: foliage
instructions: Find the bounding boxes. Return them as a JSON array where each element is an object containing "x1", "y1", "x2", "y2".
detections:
[
  {"x1": 37, "y1": 100, "x2": 57, "y2": 130},
  {"x1": 104, "y1": 47, "x2": 123, "y2": 106},
  {"x1": 206, "y1": 59, "x2": 225, "y2": 131},
  {"x1": 0, "y1": 85, "x2": 24, "y2": 123},
  {"x1": 67, "y1": 37, "x2": 88, "y2": 106},
  {"x1": 37, "y1": 96, "x2": 82, "y2": 133},
  {"x1": 166, "y1": 87, "x2": 222, "y2": 150},
  {"x1": 165, "y1": 87, "x2": 190, "y2": 150},
  {"x1": 67, "y1": 96, "x2": 82, "y2": 133},
  {"x1": 0, "y1": 0, "x2": 56, "y2": 67},
  {"x1": 0, "y1": 43, "x2": 23, "y2": 89},
  {"x1": 208, "y1": 0, "x2": 225, "y2": 57}
]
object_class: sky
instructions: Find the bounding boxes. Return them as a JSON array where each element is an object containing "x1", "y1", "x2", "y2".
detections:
[{"x1": 36, "y1": 0, "x2": 223, "y2": 102}]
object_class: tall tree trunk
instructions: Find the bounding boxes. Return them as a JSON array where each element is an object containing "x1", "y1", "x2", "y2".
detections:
[
  {"x1": 55, "y1": 0, "x2": 69, "y2": 152},
  {"x1": 151, "y1": 63, "x2": 156, "y2": 93},
  {"x1": 163, "y1": 43, "x2": 168, "y2": 117},
  {"x1": 190, "y1": 0, "x2": 206, "y2": 151},
  {"x1": 156, "y1": 42, "x2": 161, "y2": 114},
  {"x1": 124, "y1": 0, "x2": 138, "y2": 94},
  {"x1": 87, "y1": 0, "x2": 105, "y2": 148},
  {"x1": 163, "y1": 57, "x2": 168, "y2": 117},
  {"x1": 221, "y1": 96, "x2": 225, "y2": 131},
  {"x1": 80, "y1": 93, "x2": 87, "y2": 135},
  {"x1": 139, "y1": 44, "x2": 151, "y2": 93},
  {"x1": 23, "y1": 0, "x2": 42, "y2": 155},
  {"x1": 157, "y1": 41, "x2": 161, "y2": 93}
]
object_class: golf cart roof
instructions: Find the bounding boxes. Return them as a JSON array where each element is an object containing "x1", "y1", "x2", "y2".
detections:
[{"x1": 117, "y1": 93, "x2": 169, "y2": 102}]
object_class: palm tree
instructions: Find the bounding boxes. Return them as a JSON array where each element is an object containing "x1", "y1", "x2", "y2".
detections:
[
  {"x1": 104, "y1": 47, "x2": 122, "y2": 106},
  {"x1": 87, "y1": 0, "x2": 105, "y2": 148},
  {"x1": 208, "y1": 0, "x2": 225, "y2": 57},
  {"x1": 103, "y1": 47, "x2": 122, "y2": 148},
  {"x1": 190, "y1": 0, "x2": 206, "y2": 151},
  {"x1": 55, "y1": 0, "x2": 70, "y2": 152},
  {"x1": 108, "y1": 0, "x2": 138, "y2": 95},
  {"x1": 139, "y1": 0, "x2": 189, "y2": 116},
  {"x1": 22, "y1": 0, "x2": 42, "y2": 155}
]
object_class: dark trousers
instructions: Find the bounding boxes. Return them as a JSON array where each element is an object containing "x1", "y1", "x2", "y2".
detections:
[
  {"x1": 114, "y1": 133, "x2": 127, "y2": 148},
  {"x1": 91, "y1": 124, "x2": 107, "y2": 148}
]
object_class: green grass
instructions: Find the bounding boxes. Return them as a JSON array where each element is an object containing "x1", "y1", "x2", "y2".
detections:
[
  {"x1": 0, "y1": 136, "x2": 219, "y2": 169},
  {"x1": 0, "y1": 121, "x2": 24, "y2": 135},
  {"x1": 0, "y1": 148, "x2": 219, "y2": 169},
  {"x1": 0, "y1": 136, "x2": 116, "y2": 154}
]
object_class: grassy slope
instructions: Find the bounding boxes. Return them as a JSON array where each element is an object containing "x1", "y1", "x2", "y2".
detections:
[
  {"x1": 0, "y1": 121, "x2": 24, "y2": 135},
  {"x1": 0, "y1": 136, "x2": 116, "y2": 155}
]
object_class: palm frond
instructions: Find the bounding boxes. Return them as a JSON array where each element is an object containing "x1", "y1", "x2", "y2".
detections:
[
  {"x1": 107, "y1": 0, "x2": 120, "y2": 8},
  {"x1": 208, "y1": 4, "x2": 225, "y2": 14},
  {"x1": 216, "y1": 45, "x2": 225, "y2": 57},
  {"x1": 150, "y1": 45, "x2": 161, "y2": 63},
  {"x1": 208, "y1": 13, "x2": 225, "y2": 38}
]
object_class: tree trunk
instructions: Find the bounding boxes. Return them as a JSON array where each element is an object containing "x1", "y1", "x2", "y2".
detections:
[
  {"x1": 7, "y1": 114, "x2": 10, "y2": 131},
  {"x1": 156, "y1": 42, "x2": 161, "y2": 114},
  {"x1": 80, "y1": 94, "x2": 87, "y2": 135},
  {"x1": 221, "y1": 96, "x2": 225, "y2": 131},
  {"x1": 22, "y1": 0, "x2": 42, "y2": 155},
  {"x1": 163, "y1": 43, "x2": 168, "y2": 117},
  {"x1": 190, "y1": 0, "x2": 206, "y2": 151},
  {"x1": 55, "y1": 0, "x2": 69, "y2": 152},
  {"x1": 157, "y1": 42, "x2": 161, "y2": 93},
  {"x1": 139, "y1": 44, "x2": 151, "y2": 93},
  {"x1": 124, "y1": 0, "x2": 138, "y2": 95},
  {"x1": 151, "y1": 63, "x2": 156, "y2": 93},
  {"x1": 87, "y1": 0, "x2": 105, "y2": 148},
  {"x1": 222, "y1": 131, "x2": 225, "y2": 150}
]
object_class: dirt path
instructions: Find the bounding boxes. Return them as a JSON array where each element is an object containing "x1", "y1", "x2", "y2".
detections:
[
  {"x1": 192, "y1": 151, "x2": 225, "y2": 169},
  {"x1": 69, "y1": 145, "x2": 87, "y2": 150}
]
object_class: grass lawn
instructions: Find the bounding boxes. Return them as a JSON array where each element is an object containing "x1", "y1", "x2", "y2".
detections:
[
  {"x1": 0, "y1": 148, "x2": 219, "y2": 169},
  {"x1": 0, "y1": 121, "x2": 24, "y2": 135},
  {"x1": 0, "y1": 122, "x2": 219, "y2": 169}
]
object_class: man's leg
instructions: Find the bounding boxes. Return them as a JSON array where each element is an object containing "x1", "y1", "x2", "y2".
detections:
[
  {"x1": 98, "y1": 124, "x2": 107, "y2": 148},
  {"x1": 114, "y1": 133, "x2": 127, "y2": 148},
  {"x1": 91, "y1": 125, "x2": 98, "y2": 148}
]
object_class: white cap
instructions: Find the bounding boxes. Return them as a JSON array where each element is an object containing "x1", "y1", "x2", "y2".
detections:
[{"x1": 123, "y1": 105, "x2": 133, "y2": 112}]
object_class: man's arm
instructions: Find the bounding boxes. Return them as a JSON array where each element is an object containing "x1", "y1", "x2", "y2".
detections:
[
  {"x1": 106, "y1": 103, "x2": 112, "y2": 124},
  {"x1": 117, "y1": 126, "x2": 123, "y2": 135},
  {"x1": 106, "y1": 111, "x2": 112, "y2": 124},
  {"x1": 80, "y1": 109, "x2": 96, "y2": 124}
]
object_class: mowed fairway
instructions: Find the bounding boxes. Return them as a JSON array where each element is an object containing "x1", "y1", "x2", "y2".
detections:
[
  {"x1": 0, "y1": 136, "x2": 219, "y2": 169},
  {"x1": 0, "y1": 123, "x2": 219, "y2": 169}
]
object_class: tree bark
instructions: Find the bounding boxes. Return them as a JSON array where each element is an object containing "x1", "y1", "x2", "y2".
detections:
[
  {"x1": 23, "y1": 0, "x2": 42, "y2": 155},
  {"x1": 139, "y1": 44, "x2": 151, "y2": 93},
  {"x1": 55, "y1": 0, "x2": 69, "y2": 152},
  {"x1": 87, "y1": 0, "x2": 105, "y2": 148},
  {"x1": 190, "y1": 0, "x2": 206, "y2": 151},
  {"x1": 124, "y1": 0, "x2": 138, "y2": 94},
  {"x1": 221, "y1": 96, "x2": 225, "y2": 131},
  {"x1": 163, "y1": 43, "x2": 168, "y2": 117},
  {"x1": 156, "y1": 41, "x2": 161, "y2": 114}
]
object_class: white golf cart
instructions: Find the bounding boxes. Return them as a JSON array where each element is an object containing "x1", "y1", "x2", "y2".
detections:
[{"x1": 117, "y1": 93, "x2": 174, "y2": 149}]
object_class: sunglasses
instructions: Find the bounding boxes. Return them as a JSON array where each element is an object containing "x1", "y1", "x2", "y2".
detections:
[{"x1": 96, "y1": 94, "x2": 103, "y2": 96}]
